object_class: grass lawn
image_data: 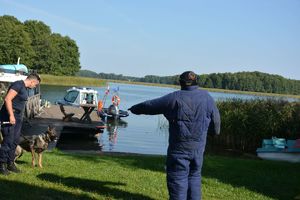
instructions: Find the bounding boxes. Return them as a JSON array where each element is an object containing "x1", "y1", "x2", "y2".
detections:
[{"x1": 1, "y1": 151, "x2": 299, "y2": 200}]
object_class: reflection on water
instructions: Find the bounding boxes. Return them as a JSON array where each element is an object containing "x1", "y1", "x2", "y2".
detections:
[
  {"x1": 96, "y1": 119, "x2": 128, "y2": 151},
  {"x1": 56, "y1": 126, "x2": 99, "y2": 151},
  {"x1": 56, "y1": 119, "x2": 130, "y2": 152}
]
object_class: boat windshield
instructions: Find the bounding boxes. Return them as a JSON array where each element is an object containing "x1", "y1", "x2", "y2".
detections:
[
  {"x1": 0, "y1": 64, "x2": 28, "y2": 75},
  {"x1": 64, "y1": 90, "x2": 79, "y2": 103}
]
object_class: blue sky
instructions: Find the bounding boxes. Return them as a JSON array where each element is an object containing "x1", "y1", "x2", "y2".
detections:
[{"x1": 1, "y1": 0, "x2": 300, "y2": 79}]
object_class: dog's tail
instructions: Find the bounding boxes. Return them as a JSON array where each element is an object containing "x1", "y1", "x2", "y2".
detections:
[{"x1": 15, "y1": 145, "x2": 24, "y2": 160}]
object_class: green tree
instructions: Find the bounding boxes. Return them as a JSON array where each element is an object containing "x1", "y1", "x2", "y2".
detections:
[
  {"x1": 210, "y1": 73, "x2": 222, "y2": 88},
  {"x1": 0, "y1": 15, "x2": 81, "y2": 75},
  {"x1": 0, "y1": 15, "x2": 35, "y2": 66},
  {"x1": 76, "y1": 70, "x2": 98, "y2": 78},
  {"x1": 48, "y1": 33, "x2": 80, "y2": 75},
  {"x1": 24, "y1": 20, "x2": 52, "y2": 72}
]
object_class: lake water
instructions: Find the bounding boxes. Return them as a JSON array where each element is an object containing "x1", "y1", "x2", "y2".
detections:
[{"x1": 41, "y1": 83, "x2": 296, "y2": 155}]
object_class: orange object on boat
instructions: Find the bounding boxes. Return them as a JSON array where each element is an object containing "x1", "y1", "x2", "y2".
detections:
[
  {"x1": 97, "y1": 100, "x2": 103, "y2": 111},
  {"x1": 112, "y1": 95, "x2": 120, "y2": 106}
]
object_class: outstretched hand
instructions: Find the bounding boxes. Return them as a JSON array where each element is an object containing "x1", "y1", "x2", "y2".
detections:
[{"x1": 128, "y1": 107, "x2": 138, "y2": 115}]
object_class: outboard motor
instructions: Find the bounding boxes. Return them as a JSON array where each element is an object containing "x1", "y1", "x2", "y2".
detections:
[{"x1": 108, "y1": 104, "x2": 119, "y2": 119}]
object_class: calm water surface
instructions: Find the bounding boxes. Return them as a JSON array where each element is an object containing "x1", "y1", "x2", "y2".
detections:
[{"x1": 41, "y1": 83, "x2": 296, "y2": 155}]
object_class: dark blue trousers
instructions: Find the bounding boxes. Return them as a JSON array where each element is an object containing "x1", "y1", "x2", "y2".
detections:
[
  {"x1": 166, "y1": 149, "x2": 204, "y2": 200},
  {"x1": 0, "y1": 116, "x2": 23, "y2": 164}
]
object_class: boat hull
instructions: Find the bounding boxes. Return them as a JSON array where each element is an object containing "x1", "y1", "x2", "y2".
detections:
[
  {"x1": 257, "y1": 138, "x2": 300, "y2": 163},
  {"x1": 257, "y1": 151, "x2": 300, "y2": 163},
  {"x1": 99, "y1": 109, "x2": 129, "y2": 120},
  {"x1": 99, "y1": 105, "x2": 129, "y2": 121}
]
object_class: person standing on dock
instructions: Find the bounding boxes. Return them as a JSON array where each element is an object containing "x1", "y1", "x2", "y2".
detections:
[
  {"x1": 128, "y1": 71, "x2": 221, "y2": 200},
  {"x1": 0, "y1": 73, "x2": 41, "y2": 175}
]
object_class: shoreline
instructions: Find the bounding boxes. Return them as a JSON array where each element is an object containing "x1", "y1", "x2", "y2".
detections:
[
  {"x1": 106, "y1": 79, "x2": 300, "y2": 99},
  {"x1": 38, "y1": 74, "x2": 300, "y2": 99}
]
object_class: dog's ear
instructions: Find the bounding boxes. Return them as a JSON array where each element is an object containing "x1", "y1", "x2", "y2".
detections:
[{"x1": 48, "y1": 125, "x2": 55, "y2": 131}]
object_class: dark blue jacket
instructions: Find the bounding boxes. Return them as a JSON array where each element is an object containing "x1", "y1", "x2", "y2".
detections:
[{"x1": 129, "y1": 85, "x2": 220, "y2": 151}]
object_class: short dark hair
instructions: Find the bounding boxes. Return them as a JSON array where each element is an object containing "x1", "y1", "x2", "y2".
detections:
[
  {"x1": 179, "y1": 71, "x2": 198, "y2": 86},
  {"x1": 27, "y1": 73, "x2": 41, "y2": 83}
]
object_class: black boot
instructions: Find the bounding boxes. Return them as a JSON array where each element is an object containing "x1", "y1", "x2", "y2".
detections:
[
  {"x1": 0, "y1": 163, "x2": 10, "y2": 176},
  {"x1": 7, "y1": 162, "x2": 21, "y2": 173}
]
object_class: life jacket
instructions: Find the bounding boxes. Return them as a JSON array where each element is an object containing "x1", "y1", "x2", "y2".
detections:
[{"x1": 97, "y1": 100, "x2": 103, "y2": 111}]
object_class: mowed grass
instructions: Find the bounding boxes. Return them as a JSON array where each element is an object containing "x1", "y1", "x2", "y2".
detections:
[{"x1": 1, "y1": 151, "x2": 300, "y2": 200}]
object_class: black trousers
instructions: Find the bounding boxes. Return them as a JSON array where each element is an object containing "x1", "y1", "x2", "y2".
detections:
[{"x1": 0, "y1": 116, "x2": 23, "y2": 164}]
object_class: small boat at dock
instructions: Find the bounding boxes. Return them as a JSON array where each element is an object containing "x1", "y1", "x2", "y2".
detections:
[
  {"x1": 56, "y1": 87, "x2": 98, "y2": 107},
  {"x1": 98, "y1": 104, "x2": 129, "y2": 120},
  {"x1": 56, "y1": 86, "x2": 129, "y2": 123},
  {"x1": 256, "y1": 137, "x2": 300, "y2": 163},
  {"x1": 0, "y1": 64, "x2": 28, "y2": 83},
  {"x1": 56, "y1": 87, "x2": 100, "y2": 124},
  {"x1": 97, "y1": 87, "x2": 129, "y2": 121},
  {"x1": 1, "y1": 60, "x2": 41, "y2": 119}
]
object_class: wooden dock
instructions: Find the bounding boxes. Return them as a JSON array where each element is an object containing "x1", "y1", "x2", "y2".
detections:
[{"x1": 21, "y1": 105, "x2": 104, "y2": 150}]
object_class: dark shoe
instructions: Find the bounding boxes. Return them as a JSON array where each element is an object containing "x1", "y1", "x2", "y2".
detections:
[
  {"x1": 0, "y1": 163, "x2": 10, "y2": 176},
  {"x1": 7, "y1": 163, "x2": 21, "y2": 173}
]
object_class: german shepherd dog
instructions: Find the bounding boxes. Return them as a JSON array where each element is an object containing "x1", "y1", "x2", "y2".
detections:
[{"x1": 15, "y1": 125, "x2": 57, "y2": 168}]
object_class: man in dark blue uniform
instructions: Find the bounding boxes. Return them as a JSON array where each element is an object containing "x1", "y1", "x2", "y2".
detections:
[
  {"x1": 129, "y1": 71, "x2": 220, "y2": 200},
  {"x1": 0, "y1": 73, "x2": 40, "y2": 175}
]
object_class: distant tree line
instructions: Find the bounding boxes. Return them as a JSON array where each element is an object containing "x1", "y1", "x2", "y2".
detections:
[
  {"x1": 0, "y1": 15, "x2": 80, "y2": 75},
  {"x1": 77, "y1": 70, "x2": 300, "y2": 95},
  {"x1": 77, "y1": 70, "x2": 179, "y2": 84},
  {"x1": 77, "y1": 70, "x2": 139, "y2": 81},
  {"x1": 199, "y1": 72, "x2": 300, "y2": 95}
]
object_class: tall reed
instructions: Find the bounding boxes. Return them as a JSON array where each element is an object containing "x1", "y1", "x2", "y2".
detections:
[
  {"x1": 40, "y1": 74, "x2": 106, "y2": 87},
  {"x1": 209, "y1": 98, "x2": 300, "y2": 153}
]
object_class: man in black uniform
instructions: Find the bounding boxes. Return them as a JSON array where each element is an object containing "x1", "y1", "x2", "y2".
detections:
[{"x1": 0, "y1": 73, "x2": 40, "y2": 175}]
